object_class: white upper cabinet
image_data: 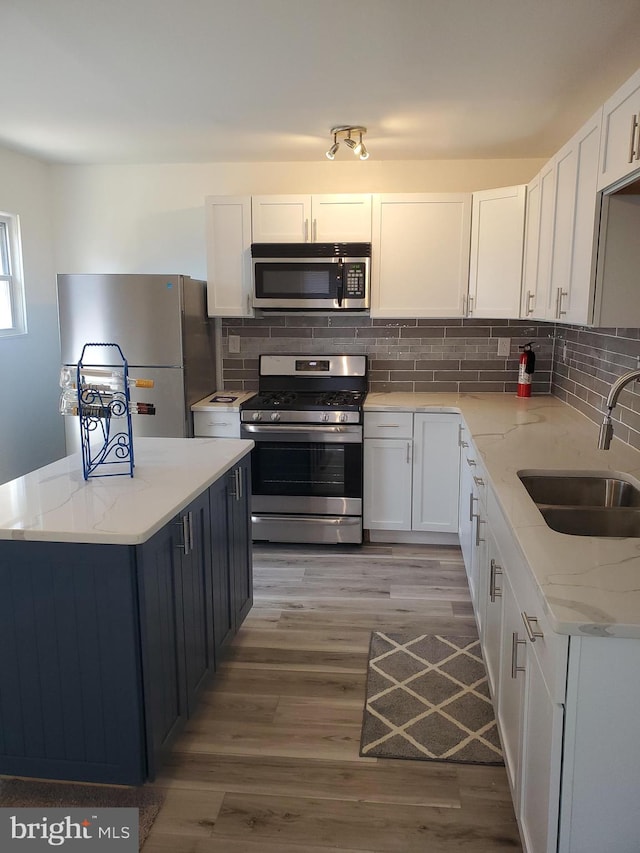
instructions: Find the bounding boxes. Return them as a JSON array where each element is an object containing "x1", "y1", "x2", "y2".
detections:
[
  {"x1": 520, "y1": 171, "x2": 541, "y2": 318},
  {"x1": 251, "y1": 195, "x2": 311, "y2": 243},
  {"x1": 598, "y1": 67, "x2": 640, "y2": 192},
  {"x1": 312, "y1": 195, "x2": 372, "y2": 242},
  {"x1": 468, "y1": 185, "x2": 526, "y2": 318},
  {"x1": 251, "y1": 194, "x2": 372, "y2": 243},
  {"x1": 547, "y1": 109, "x2": 602, "y2": 325},
  {"x1": 205, "y1": 195, "x2": 253, "y2": 317},
  {"x1": 371, "y1": 193, "x2": 472, "y2": 318},
  {"x1": 520, "y1": 159, "x2": 555, "y2": 321}
]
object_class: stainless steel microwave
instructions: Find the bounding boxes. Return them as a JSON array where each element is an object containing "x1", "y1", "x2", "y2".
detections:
[{"x1": 251, "y1": 242, "x2": 371, "y2": 310}]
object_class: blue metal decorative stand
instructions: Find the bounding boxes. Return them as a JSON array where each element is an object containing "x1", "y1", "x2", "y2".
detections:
[{"x1": 76, "y1": 343, "x2": 135, "y2": 480}]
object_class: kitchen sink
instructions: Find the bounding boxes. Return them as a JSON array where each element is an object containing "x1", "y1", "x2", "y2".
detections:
[
  {"x1": 540, "y1": 507, "x2": 640, "y2": 537},
  {"x1": 518, "y1": 473, "x2": 640, "y2": 508},
  {"x1": 517, "y1": 470, "x2": 640, "y2": 537}
]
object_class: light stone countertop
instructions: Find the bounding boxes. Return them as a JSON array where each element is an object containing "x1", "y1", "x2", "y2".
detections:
[
  {"x1": 191, "y1": 390, "x2": 256, "y2": 412},
  {"x1": 365, "y1": 391, "x2": 640, "y2": 639},
  {"x1": 0, "y1": 437, "x2": 253, "y2": 546}
]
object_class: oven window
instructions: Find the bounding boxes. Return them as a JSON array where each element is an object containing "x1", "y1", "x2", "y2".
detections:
[
  {"x1": 255, "y1": 263, "x2": 337, "y2": 299},
  {"x1": 251, "y1": 441, "x2": 361, "y2": 498}
]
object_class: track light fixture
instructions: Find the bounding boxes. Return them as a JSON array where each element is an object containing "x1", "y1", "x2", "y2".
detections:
[{"x1": 325, "y1": 126, "x2": 370, "y2": 160}]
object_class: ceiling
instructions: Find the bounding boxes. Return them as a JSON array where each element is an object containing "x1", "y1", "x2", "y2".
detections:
[{"x1": 3, "y1": 0, "x2": 640, "y2": 165}]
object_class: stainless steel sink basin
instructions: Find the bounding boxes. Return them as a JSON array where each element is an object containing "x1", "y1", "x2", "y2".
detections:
[
  {"x1": 519, "y1": 473, "x2": 640, "y2": 508},
  {"x1": 539, "y1": 507, "x2": 640, "y2": 537},
  {"x1": 517, "y1": 470, "x2": 640, "y2": 537}
]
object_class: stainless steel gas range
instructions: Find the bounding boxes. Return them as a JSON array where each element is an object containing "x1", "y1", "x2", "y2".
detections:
[{"x1": 240, "y1": 354, "x2": 367, "y2": 544}]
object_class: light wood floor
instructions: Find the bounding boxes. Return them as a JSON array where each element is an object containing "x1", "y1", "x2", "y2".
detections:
[{"x1": 144, "y1": 542, "x2": 522, "y2": 852}]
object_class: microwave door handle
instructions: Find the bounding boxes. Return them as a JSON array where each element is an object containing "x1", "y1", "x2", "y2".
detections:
[{"x1": 337, "y1": 259, "x2": 344, "y2": 307}]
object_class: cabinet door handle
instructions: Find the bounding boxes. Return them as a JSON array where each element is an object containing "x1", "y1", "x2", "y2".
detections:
[
  {"x1": 175, "y1": 514, "x2": 191, "y2": 555},
  {"x1": 525, "y1": 290, "x2": 535, "y2": 316},
  {"x1": 246, "y1": 293, "x2": 251, "y2": 315},
  {"x1": 312, "y1": 218, "x2": 317, "y2": 242},
  {"x1": 555, "y1": 287, "x2": 568, "y2": 318},
  {"x1": 489, "y1": 558, "x2": 503, "y2": 602},
  {"x1": 473, "y1": 475, "x2": 484, "y2": 487},
  {"x1": 466, "y1": 457, "x2": 476, "y2": 467},
  {"x1": 469, "y1": 491, "x2": 476, "y2": 522},
  {"x1": 458, "y1": 423, "x2": 468, "y2": 448},
  {"x1": 378, "y1": 423, "x2": 402, "y2": 428},
  {"x1": 406, "y1": 441, "x2": 412, "y2": 464},
  {"x1": 511, "y1": 632, "x2": 526, "y2": 678},
  {"x1": 231, "y1": 466, "x2": 242, "y2": 501},
  {"x1": 475, "y1": 515, "x2": 485, "y2": 546},
  {"x1": 468, "y1": 294, "x2": 474, "y2": 315},
  {"x1": 629, "y1": 114, "x2": 639, "y2": 163},
  {"x1": 521, "y1": 611, "x2": 544, "y2": 642},
  {"x1": 304, "y1": 218, "x2": 309, "y2": 242},
  {"x1": 188, "y1": 511, "x2": 194, "y2": 552}
]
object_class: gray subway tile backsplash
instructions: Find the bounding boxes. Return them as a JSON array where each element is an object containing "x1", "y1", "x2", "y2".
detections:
[
  {"x1": 221, "y1": 316, "x2": 640, "y2": 450},
  {"x1": 221, "y1": 315, "x2": 555, "y2": 394}
]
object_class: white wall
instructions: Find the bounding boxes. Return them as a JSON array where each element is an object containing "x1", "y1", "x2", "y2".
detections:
[
  {"x1": 0, "y1": 145, "x2": 65, "y2": 484},
  {"x1": 51, "y1": 158, "x2": 544, "y2": 276}
]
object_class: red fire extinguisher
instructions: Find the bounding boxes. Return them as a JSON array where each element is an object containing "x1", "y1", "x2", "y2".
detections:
[{"x1": 517, "y1": 343, "x2": 535, "y2": 398}]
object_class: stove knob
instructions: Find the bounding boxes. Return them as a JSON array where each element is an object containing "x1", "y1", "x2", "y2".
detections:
[
  {"x1": 252, "y1": 411, "x2": 262, "y2": 421},
  {"x1": 339, "y1": 413, "x2": 348, "y2": 423},
  {"x1": 322, "y1": 412, "x2": 330, "y2": 423},
  {"x1": 270, "y1": 412, "x2": 281, "y2": 422}
]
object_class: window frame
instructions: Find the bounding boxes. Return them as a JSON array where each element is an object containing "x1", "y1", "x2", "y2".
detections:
[{"x1": 0, "y1": 211, "x2": 26, "y2": 338}]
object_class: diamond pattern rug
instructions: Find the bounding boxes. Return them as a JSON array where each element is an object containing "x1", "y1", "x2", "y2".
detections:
[{"x1": 360, "y1": 632, "x2": 504, "y2": 765}]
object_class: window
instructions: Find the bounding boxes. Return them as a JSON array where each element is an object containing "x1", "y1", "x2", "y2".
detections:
[{"x1": 0, "y1": 211, "x2": 26, "y2": 336}]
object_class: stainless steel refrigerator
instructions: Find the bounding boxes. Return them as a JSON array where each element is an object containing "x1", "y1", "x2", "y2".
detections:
[{"x1": 57, "y1": 273, "x2": 217, "y2": 453}]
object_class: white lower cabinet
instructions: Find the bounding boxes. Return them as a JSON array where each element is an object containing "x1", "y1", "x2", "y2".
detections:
[
  {"x1": 458, "y1": 427, "x2": 487, "y2": 609},
  {"x1": 364, "y1": 411, "x2": 460, "y2": 536},
  {"x1": 496, "y1": 568, "x2": 526, "y2": 801},
  {"x1": 363, "y1": 436, "x2": 413, "y2": 530},
  {"x1": 467, "y1": 469, "x2": 640, "y2": 853},
  {"x1": 520, "y1": 651, "x2": 564, "y2": 853}
]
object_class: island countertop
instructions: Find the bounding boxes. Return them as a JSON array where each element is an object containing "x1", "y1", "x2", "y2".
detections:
[
  {"x1": 365, "y1": 392, "x2": 640, "y2": 639},
  {"x1": 0, "y1": 437, "x2": 253, "y2": 546}
]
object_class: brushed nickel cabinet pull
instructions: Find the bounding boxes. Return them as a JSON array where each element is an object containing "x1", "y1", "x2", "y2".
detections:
[
  {"x1": 313, "y1": 218, "x2": 317, "y2": 242},
  {"x1": 489, "y1": 558, "x2": 503, "y2": 602},
  {"x1": 629, "y1": 114, "x2": 639, "y2": 163},
  {"x1": 458, "y1": 423, "x2": 468, "y2": 448},
  {"x1": 175, "y1": 514, "x2": 191, "y2": 555},
  {"x1": 304, "y1": 219, "x2": 309, "y2": 242},
  {"x1": 521, "y1": 611, "x2": 544, "y2": 642},
  {"x1": 511, "y1": 632, "x2": 526, "y2": 678},
  {"x1": 525, "y1": 290, "x2": 535, "y2": 316},
  {"x1": 466, "y1": 457, "x2": 476, "y2": 467},
  {"x1": 469, "y1": 491, "x2": 476, "y2": 522},
  {"x1": 406, "y1": 441, "x2": 412, "y2": 464},
  {"x1": 475, "y1": 516, "x2": 485, "y2": 546},
  {"x1": 556, "y1": 287, "x2": 568, "y2": 318},
  {"x1": 473, "y1": 475, "x2": 484, "y2": 487}
]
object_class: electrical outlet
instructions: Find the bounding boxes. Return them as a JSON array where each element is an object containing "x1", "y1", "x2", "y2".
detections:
[
  {"x1": 497, "y1": 337, "x2": 511, "y2": 357},
  {"x1": 228, "y1": 335, "x2": 240, "y2": 354}
]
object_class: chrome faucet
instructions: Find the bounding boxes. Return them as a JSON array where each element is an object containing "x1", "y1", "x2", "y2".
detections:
[{"x1": 598, "y1": 368, "x2": 640, "y2": 449}]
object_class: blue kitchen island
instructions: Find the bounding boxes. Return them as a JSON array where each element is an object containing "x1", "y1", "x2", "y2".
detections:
[{"x1": 0, "y1": 437, "x2": 253, "y2": 785}]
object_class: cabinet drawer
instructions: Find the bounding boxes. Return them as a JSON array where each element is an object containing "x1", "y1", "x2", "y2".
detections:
[
  {"x1": 364, "y1": 411, "x2": 413, "y2": 438},
  {"x1": 193, "y1": 411, "x2": 240, "y2": 438},
  {"x1": 488, "y1": 489, "x2": 568, "y2": 703}
]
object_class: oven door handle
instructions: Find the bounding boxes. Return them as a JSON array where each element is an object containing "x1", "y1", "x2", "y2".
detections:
[{"x1": 241, "y1": 423, "x2": 362, "y2": 440}]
